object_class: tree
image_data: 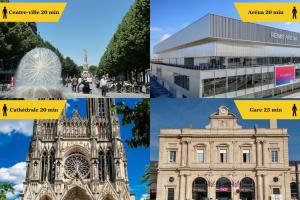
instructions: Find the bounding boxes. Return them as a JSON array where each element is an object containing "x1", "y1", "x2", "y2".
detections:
[
  {"x1": 88, "y1": 65, "x2": 98, "y2": 76},
  {"x1": 0, "y1": 183, "x2": 14, "y2": 200},
  {"x1": 62, "y1": 57, "x2": 80, "y2": 78},
  {"x1": 115, "y1": 98, "x2": 149, "y2": 148},
  {"x1": 98, "y1": 0, "x2": 149, "y2": 82},
  {"x1": 0, "y1": 22, "x2": 79, "y2": 79}
]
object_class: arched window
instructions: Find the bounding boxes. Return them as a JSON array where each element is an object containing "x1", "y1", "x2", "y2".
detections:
[
  {"x1": 240, "y1": 177, "x2": 255, "y2": 200},
  {"x1": 216, "y1": 177, "x2": 231, "y2": 199},
  {"x1": 98, "y1": 150, "x2": 105, "y2": 181},
  {"x1": 192, "y1": 177, "x2": 208, "y2": 200},
  {"x1": 41, "y1": 151, "x2": 48, "y2": 182},
  {"x1": 48, "y1": 148, "x2": 56, "y2": 183},
  {"x1": 291, "y1": 182, "x2": 298, "y2": 199},
  {"x1": 106, "y1": 150, "x2": 114, "y2": 181}
]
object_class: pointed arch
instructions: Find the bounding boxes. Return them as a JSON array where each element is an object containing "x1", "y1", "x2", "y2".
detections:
[
  {"x1": 99, "y1": 150, "x2": 105, "y2": 181},
  {"x1": 106, "y1": 149, "x2": 114, "y2": 181},
  {"x1": 41, "y1": 150, "x2": 48, "y2": 182},
  {"x1": 62, "y1": 186, "x2": 93, "y2": 200},
  {"x1": 40, "y1": 195, "x2": 52, "y2": 200},
  {"x1": 48, "y1": 147, "x2": 56, "y2": 184}
]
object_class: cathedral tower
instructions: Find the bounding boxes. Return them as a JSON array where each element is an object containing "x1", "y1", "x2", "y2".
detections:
[{"x1": 22, "y1": 98, "x2": 133, "y2": 200}]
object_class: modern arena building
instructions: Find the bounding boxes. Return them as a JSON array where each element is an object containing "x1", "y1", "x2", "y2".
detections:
[{"x1": 151, "y1": 14, "x2": 300, "y2": 98}]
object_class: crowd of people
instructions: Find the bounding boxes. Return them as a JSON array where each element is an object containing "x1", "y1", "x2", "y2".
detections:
[
  {"x1": 63, "y1": 76, "x2": 149, "y2": 96},
  {"x1": 63, "y1": 77, "x2": 92, "y2": 94}
]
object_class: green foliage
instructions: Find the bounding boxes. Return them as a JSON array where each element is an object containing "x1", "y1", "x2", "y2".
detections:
[
  {"x1": 0, "y1": 183, "x2": 14, "y2": 200},
  {"x1": 115, "y1": 98, "x2": 149, "y2": 148},
  {"x1": 88, "y1": 65, "x2": 98, "y2": 76},
  {"x1": 98, "y1": 0, "x2": 149, "y2": 82},
  {"x1": 0, "y1": 22, "x2": 79, "y2": 78},
  {"x1": 62, "y1": 57, "x2": 80, "y2": 77},
  {"x1": 0, "y1": 23, "x2": 44, "y2": 70}
]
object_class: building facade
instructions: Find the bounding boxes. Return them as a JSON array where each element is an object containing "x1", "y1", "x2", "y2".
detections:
[
  {"x1": 156, "y1": 106, "x2": 300, "y2": 200},
  {"x1": 21, "y1": 99, "x2": 133, "y2": 200},
  {"x1": 151, "y1": 14, "x2": 300, "y2": 98}
]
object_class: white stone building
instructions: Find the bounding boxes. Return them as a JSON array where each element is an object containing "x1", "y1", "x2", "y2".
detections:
[{"x1": 156, "y1": 106, "x2": 298, "y2": 200}]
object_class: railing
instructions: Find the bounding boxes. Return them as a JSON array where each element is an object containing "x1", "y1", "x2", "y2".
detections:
[{"x1": 151, "y1": 61, "x2": 300, "y2": 71}]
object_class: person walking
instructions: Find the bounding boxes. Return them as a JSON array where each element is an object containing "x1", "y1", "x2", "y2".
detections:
[
  {"x1": 100, "y1": 76, "x2": 108, "y2": 97},
  {"x1": 71, "y1": 76, "x2": 78, "y2": 92}
]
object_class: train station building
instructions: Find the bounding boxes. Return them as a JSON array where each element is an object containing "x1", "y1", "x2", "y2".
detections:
[{"x1": 155, "y1": 106, "x2": 300, "y2": 200}]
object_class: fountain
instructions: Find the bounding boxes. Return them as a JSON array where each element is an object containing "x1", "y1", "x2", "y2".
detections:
[{"x1": 15, "y1": 48, "x2": 63, "y2": 98}]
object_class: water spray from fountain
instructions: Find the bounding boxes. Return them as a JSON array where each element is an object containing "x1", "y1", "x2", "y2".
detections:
[{"x1": 15, "y1": 48, "x2": 63, "y2": 98}]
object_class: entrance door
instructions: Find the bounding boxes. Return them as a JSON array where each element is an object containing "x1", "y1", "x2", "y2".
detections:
[
  {"x1": 239, "y1": 177, "x2": 255, "y2": 200},
  {"x1": 216, "y1": 177, "x2": 232, "y2": 200},
  {"x1": 192, "y1": 177, "x2": 208, "y2": 200}
]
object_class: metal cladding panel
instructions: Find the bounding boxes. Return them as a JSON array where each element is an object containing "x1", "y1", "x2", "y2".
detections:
[
  {"x1": 210, "y1": 14, "x2": 300, "y2": 46},
  {"x1": 215, "y1": 40, "x2": 300, "y2": 57},
  {"x1": 154, "y1": 14, "x2": 210, "y2": 53},
  {"x1": 157, "y1": 42, "x2": 216, "y2": 59}
]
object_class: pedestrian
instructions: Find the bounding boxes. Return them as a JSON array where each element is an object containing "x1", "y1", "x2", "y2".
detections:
[
  {"x1": 100, "y1": 76, "x2": 108, "y2": 97},
  {"x1": 71, "y1": 76, "x2": 77, "y2": 92}
]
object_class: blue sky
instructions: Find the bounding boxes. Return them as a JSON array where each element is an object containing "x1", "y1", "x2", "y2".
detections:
[
  {"x1": 151, "y1": 98, "x2": 300, "y2": 161},
  {"x1": 0, "y1": 98, "x2": 148, "y2": 200},
  {"x1": 11, "y1": 0, "x2": 135, "y2": 66},
  {"x1": 151, "y1": 0, "x2": 300, "y2": 56}
]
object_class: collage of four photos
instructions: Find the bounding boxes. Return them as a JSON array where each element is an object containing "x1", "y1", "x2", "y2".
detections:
[{"x1": 1, "y1": 0, "x2": 300, "y2": 200}]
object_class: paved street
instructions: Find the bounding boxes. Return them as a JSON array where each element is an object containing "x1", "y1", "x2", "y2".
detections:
[
  {"x1": 0, "y1": 83, "x2": 149, "y2": 98},
  {"x1": 61, "y1": 83, "x2": 149, "y2": 98}
]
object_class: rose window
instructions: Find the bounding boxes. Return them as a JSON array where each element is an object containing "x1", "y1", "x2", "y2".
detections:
[{"x1": 64, "y1": 154, "x2": 90, "y2": 178}]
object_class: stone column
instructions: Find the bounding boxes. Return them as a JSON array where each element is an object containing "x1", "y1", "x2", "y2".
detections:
[
  {"x1": 185, "y1": 174, "x2": 190, "y2": 200},
  {"x1": 232, "y1": 141, "x2": 237, "y2": 169},
  {"x1": 179, "y1": 174, "x2": 185, "y2": 200},
  {"x1": 263, "y1": 174, "x2": 266, "y2": 200},
  {"x1": 180, "y1": 141, "x2": 184, "y2": 167},
  {"x1": 262, "y1": 140, "x2": 266, "y2": 167},
  {"x1": 186, "y1": 141, "x2": 190, "y2": 167},
  {"x1": 257, "y1": 174, "x2": 263, "y2": 200},
  {"x1": 209, "y1": 141, "x2": 214, "y2": 168},
  {"x1": 256, "y1": 140, "x2": 262, "y2": 167}
]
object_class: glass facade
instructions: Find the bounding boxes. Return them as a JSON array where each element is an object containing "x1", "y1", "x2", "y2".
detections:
[
  {"x1": 174, "y1": 73, "x2": 189, "y2": 90},
  {"x1": 152, "y1": 56, "x2": 300, "y2": 70},
  {"x1": 202, "y1": 70, "x2": 300, "y2": 97}
]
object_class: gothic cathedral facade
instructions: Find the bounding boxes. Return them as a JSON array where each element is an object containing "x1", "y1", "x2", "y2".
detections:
[{"x1": 21, "y1": 98, "x2": 133, "y2": 200}]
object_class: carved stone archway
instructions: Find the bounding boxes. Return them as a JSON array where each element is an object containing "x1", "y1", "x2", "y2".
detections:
[
  {"x1": 40, "y1": 195, "x2": 52, "y2": 200},
  {"x1": 62, "y1": 186, "x2": 93, "y2": 200},
  {"x1": 103, "y1": 194, "x2": 115, "y2": 200}
]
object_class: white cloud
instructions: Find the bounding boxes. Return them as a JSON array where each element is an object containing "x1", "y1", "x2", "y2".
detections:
[
  {"x1": 0, "y1": 120, "x2": 33, "y2": 136},
  {"x1": 159, "y1": 34, "x2": 171, "y2": 42},
  {"x1": 150, "y1": 26, "x2": 162, "y2": 32},
  {"x1": 0, "y1": 162, "x2": 27, "y2": 200},
  {"x1": 140, "y1": 193, "x2": 150, "y2": 200}
]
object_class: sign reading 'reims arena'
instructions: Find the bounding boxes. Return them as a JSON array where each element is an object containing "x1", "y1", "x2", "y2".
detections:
[{"x1": 271, "y1": 32, "x2": 298, "y2": 41}]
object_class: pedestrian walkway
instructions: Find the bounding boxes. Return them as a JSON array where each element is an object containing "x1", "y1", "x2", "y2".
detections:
[{"x1": 62, "y1": 83, "x2": 149, "y2": 98}]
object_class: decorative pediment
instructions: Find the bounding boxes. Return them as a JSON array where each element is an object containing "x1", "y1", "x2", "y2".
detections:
[
  {"x1": 97, "y1": 179, "x2": 119, "y2": 200},
  {"x1": 205, "y1": 106, "x2": 242, "y2": 129},
  {"x1": 61, "y1": 177, "x2": 94, "y2": 200},
  {"x1": 35, "y1": 181, "x2": 56, "y2": 200}
]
